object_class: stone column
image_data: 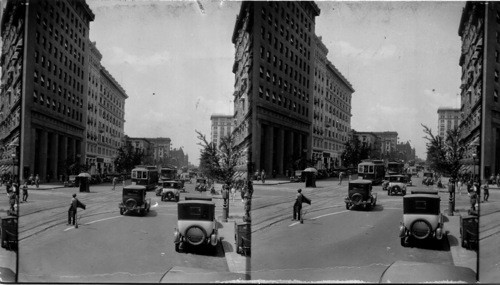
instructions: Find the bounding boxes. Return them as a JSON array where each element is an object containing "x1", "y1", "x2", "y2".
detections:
[
  {"x1": 253, "y1": 119, "x2": 262, "y2": 174},
  {"x1": 38, "y1": 130, "x2": 48, "y2": 182},
  {"x1": 264, "y1": 125, "x2": 274, "y2": 175},
  {"x1": 49, "y1": 133, "x2": 59, "y2": 181},
  {"x1": 59, "y1": 136, "x2": 68, "y2": 172},
  {"x1": 30, "y1": 128, "x2": 37, "y2": 178},
  {"x1": 68, "y1": 138, "x2": 76, "y2": 163},
  {"x1": 285, "y1": 130, "x2": 294, "y2": 171},
  {"x1": 276, "y1": 128, "x2": 285, "y2": 175}
]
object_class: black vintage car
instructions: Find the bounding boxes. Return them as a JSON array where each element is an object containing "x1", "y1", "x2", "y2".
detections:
[
  {"x1": 1, "y1": 216, "x2": 17, "y2": 251},
  {"x1": 399, "y1": 194, "x2": 445, "y2": 247},
  {"x1": 119, "y1": 185, "x2": 151, "y2": 216},
  {"x1": 234, "y1": 221, "x2": 251, "y2": 256},
  {"x1": 460, "y1": 214, "x2": 478, "y2": 250},
  {"x1": 344, "y1": 179, "x2": 377, "y2": 210},
  {"x1": 195, "y1": 178, "x2": 208, "y2": 192}
]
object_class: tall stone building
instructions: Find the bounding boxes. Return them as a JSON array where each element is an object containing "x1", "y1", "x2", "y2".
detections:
[
  {"x1": 311, "y1": 35, "x2": 354, "y2": 170},
  {"x1": 437, "y1": 107, "x2": 461, "y2": 138},
  {"x1": 232, "y1": 1, "x2": 320, "y2": 176},
  {"x1": 458, "y1": 2, "x2": 483, "y2": 178},
  {"x1": 1, "y1": 0, "x2": 95, "y2": 182},
  {"x1": 148, "y1": 137, "x2": 171, "y2": 165},
  {"x1": 373, "y1": 131, "x2": 398, "y2": 156}
]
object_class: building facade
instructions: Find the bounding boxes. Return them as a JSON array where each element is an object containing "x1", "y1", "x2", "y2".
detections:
[
  {"x1": 95, "y1": 66, "x2": 127, "y2": 174},
  {"x1": 210, "y1": 114, "x2": 234, "y2": 148},
  {"x1": 148, "y1": 137, "x2": 171, "y2": 165},
  {"x1": 2, "y1": 0, "x2": 96, "y2": 183},
  {"x1": 437, "y1": 107, "x2": 461, "y2": 138},
  {"x1": 85, "y1": 40, "x2": 101, "y2": 174},
  {"x1": 373, "y1": 131, "x2": 398, "y2": 156},
  {"x1": 232, "y1": 1, "x2": 320, "y2": 176},
  {"x1": 311, "y1": 35, "x2": 354, "y2": 170},
  {"x1": 458, "y1": 2, "x2": 483, "y2": 178}
]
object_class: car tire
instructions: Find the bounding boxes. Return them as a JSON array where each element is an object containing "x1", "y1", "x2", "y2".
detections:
[
  {"x1": 185, "y1": 225, "x2": 207, "y2": 246},
  {"x1": 410, "y1": 219, "x2": 432, "y2": 240},
  {"x1": 351, "y1": 193, "x2": 363, "y2": 206},
  {"x1": 175, "y1": 196, "x2": 179, "y2": 202},
  {"x1": 125, "y1": 199, "x2": 137, "y2": 211}
]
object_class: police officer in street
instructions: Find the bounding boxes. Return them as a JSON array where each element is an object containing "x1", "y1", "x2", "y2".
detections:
[
  {"x1": 293, "y1": 189, "x2": 311, "y2": 222},
  {"x1": 68, "y1": 194, "x2": 86, "y2": 226}
]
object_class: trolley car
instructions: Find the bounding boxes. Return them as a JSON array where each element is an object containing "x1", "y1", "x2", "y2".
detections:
[
  {"x1": 357, "y1": 160, "x2": 386, "y2": 185},
  {"x1": 131, "y1": 165, "x2": 159, "y2": 191}
]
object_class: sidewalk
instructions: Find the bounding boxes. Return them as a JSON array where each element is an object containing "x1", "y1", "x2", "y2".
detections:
[
  {"x1": 443, "y1": 189, "x2": 477, "y2": 273},
  {"x1": 210, "y1": 191, "x2": 250, "y2": 276}
]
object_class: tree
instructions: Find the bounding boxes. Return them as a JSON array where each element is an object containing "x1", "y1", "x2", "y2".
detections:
[
  {"x1": 197, "y1": 130, "x2": 244, "y2": 185},
  {"x1": 422, "y1": 124, "x2": 466, "y2": 179},
  {"x1": 341, "y1": 135, "x2": 371, "y2": 168},
  {"x1": 114, "y1": 144, "x2": 145, "y2": 174}
]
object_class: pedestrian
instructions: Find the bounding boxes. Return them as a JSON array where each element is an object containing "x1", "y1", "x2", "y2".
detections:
[
  {"x1": 457, "y1": 179, "x2": 463, "y2": 195},
  {"x1": 112, "y1": 176, "x2": 118, "y2": 191},
  {"x1": 483, "y1": 182, "x2": 490, "y2": 202},
  {"x1": 8, "y1": 188, "x2": 17, "y2": 214},
  {"x1": 338, "y1": 171, "x2": 343, "y2": 185},
  {"x1": 292, "y1": 189, "x2": 311, "y2": 223},
  {"x1": 469, "y1": 186, "x2": 478, "y2": 212},
  {"x1": 35, "y1": 174, "x2": 40, "y2": 188},
  {"x1": 261, "y1": 170, "x2": 266, "y2": 183},
  {"x1": 122, "y1": 175, "x2": 125, "y2": 188},
  {"x1": 22, "y1": 182, "x2": 28, "y2": 202},
  {"x1": 68, "y1": 193, "x2": 86, "y2": 226},
  {"x1": 230, "y1": 181, "x2": 237, "y2": 202},
  {"x1": 490, "y1": 174, "x2": 495, "y2": 185},
  {"x1": 497, "y1": 173, "x2": 500, "y2": 187}
]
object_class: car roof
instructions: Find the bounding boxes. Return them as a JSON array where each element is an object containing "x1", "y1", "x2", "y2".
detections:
[
  {"x1": 403, "y1": 194, "x2": 440, "y2": 199},
  {"x1": 178, "y1": 200, "x2": 215, "y2": 206},
  {"x1": 349, "y1": 179, "x2": 372, "y2": 184},
  {"x1": 123, "y1": 185, "x2": 147, "y2": 190}
]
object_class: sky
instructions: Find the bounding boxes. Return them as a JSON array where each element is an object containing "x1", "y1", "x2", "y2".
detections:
[{"x1": 87, "y1": 0, "x2": 465, "y2": 165}]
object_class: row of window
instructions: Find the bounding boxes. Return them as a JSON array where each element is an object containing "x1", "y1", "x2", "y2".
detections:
[
  {"x1": 259, "y1": 65, "x2": 309, "y2": 103},
  {"x1": 261, "y1": 21, "x2": 311, "y2": 63},
  {"x1": 261, "y1": 3, "x2": 313, "y2": 46},
  {"x1": 313, "y1": 137, "x2": 344, "y2": 152},
  {"x1": 33, "y1": 90, "x2": 83, "y2": 123},
  {"x1": 34, "y1": 49, "x2": 84, "y2": 95},
  {"x1": 258, "y1": 85, "x2": 308, "y2": 117},
  {"x1": 33, "y1": 69, "x2": 83, "y2": 109}
]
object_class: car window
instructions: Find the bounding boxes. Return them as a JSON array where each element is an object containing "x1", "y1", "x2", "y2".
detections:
[{"x1": 415, "y1": 201, "x2": 427, "y2": 210}]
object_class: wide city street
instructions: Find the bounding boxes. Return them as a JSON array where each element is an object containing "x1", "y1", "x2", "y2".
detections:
[
  {"x1": 251, "y1": 175, "x2": 473, "y2": 282},
  {"x1": 16, "y1": 181, "x2": 236, "y2": 283}
]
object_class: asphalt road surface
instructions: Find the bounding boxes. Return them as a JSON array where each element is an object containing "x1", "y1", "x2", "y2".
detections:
[
  {"x1": 17, "y1": 181, "x2": 229, "y2": 283},
  {"x1": 251, "y1": 176, "x2": 454, "y2": 282}
]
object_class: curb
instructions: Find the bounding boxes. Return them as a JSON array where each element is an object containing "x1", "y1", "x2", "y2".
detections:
[{"x1": 218, "y1": 220, "x2": 249, "y2": 275}]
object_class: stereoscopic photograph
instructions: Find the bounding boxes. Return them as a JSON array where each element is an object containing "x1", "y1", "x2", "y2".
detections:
[{"x1": 0, "y1": 0, "x2": 498, "y2": 283}]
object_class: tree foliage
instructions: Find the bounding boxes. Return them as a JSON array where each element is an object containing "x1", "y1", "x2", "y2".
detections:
[
  {"x1": 341, "y1": 135, "x2": 371, "y2": 168},
  {"x1": 422, "y1": 124, "x2": 465, "y2": 179},
  {"x1": 197, "y1": 130, "x2": 244, "y2": 185},
  {"x1": 114, "y1": 144, "x2": 145, "y2": 174}
]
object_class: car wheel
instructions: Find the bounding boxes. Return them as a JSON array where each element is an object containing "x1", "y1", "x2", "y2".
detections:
[
  {"x1": 185, "y1": 225, "x2": 207, "y2": 246},
  {"x1": 410, "y1": 219, "x2": 432, "y2": 240},
  {"x1": 125, "y1": 199, "x2": 137, "y2": 211},
  {"x1": 388, "y1": 190, "x2": 392, "y2": 196},
  {"x1": 161, "y1": 195, "x2": 165, "y2": 202},
  {"x1": 351, "y1": 193, "x2": 363, "y2": 206}
]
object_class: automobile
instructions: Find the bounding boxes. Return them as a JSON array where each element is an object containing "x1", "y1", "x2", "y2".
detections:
[
  {"x1": 64, "y1": 175, "x2": 78, "y2": 187},
  {"x1": 460, "y1": 214, "x2": 478, "y2": 250},
  {"x1": 379, "y1": 260, "x2": 476, "y2": 283},
  {"x1": 289, "y1": 170, "x2": 303, "y2": 182},
  {"x1": 344, "y1": 179, "x2": 377, "y2": 210},
  {"x1": 161, "y1": 180, "x2": 181, "y2": 202},
  {"x1": 179, "y1": 173, "x2": 192, "y2": 184},
  {"x1": 399, "y1": 193, "x2": 445, "y2": 247},
  {"x1": 195, "y1": 178, "x2": 208, "y2": 192},
  {"x1": 382, "y1": 175, "x2": 390, "y2": 191},
  {"x1": 406, "y1": 173, "x2": 413, "y2": 186},
  {"x1": 174, "y1": 197, "x2": 219, "y2": 252},
  {"x1": 234, "y1": 221, "x2": 251, "y2": 256},
  {"x1": 387, "y1": 175, "x2": 407, "y2": 196},
  {"x1": 422, "y1": 172, "x2": 434, "y2": 186},
  {"x1": 119, "y1": 185, "x2": 151, "y2": 216},
  {"x1": 0, "y1": 216, "x2": 17, "y2": 251}
]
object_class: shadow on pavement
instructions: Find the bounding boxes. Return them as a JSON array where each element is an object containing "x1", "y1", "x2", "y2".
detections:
[
  {"x1": 179, "y1": 242, "x2": 225, "y2": 258},
  {"x1": 406, "y1": 237, "x2": 450, "y2": 251}
]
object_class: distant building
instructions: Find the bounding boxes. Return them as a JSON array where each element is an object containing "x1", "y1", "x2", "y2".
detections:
[
  {"x1": 354, "y1": 131, "x2": 399, "y2": 160},
  {"x1": 210, "y1": 114, "x2": 234, "y2": 148},
  {"x1": 126, "y1": 137, "x2": 153, "y2": 163},
  {"x1": 148, "y1": 137, "x2": 171, "y2": 165},
  {"x1": 437, "y1": 107, "x2": 461, "y2": 138},
  {"x1": 373, "y1": 131, "x2": 398, "y2": 156}
]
